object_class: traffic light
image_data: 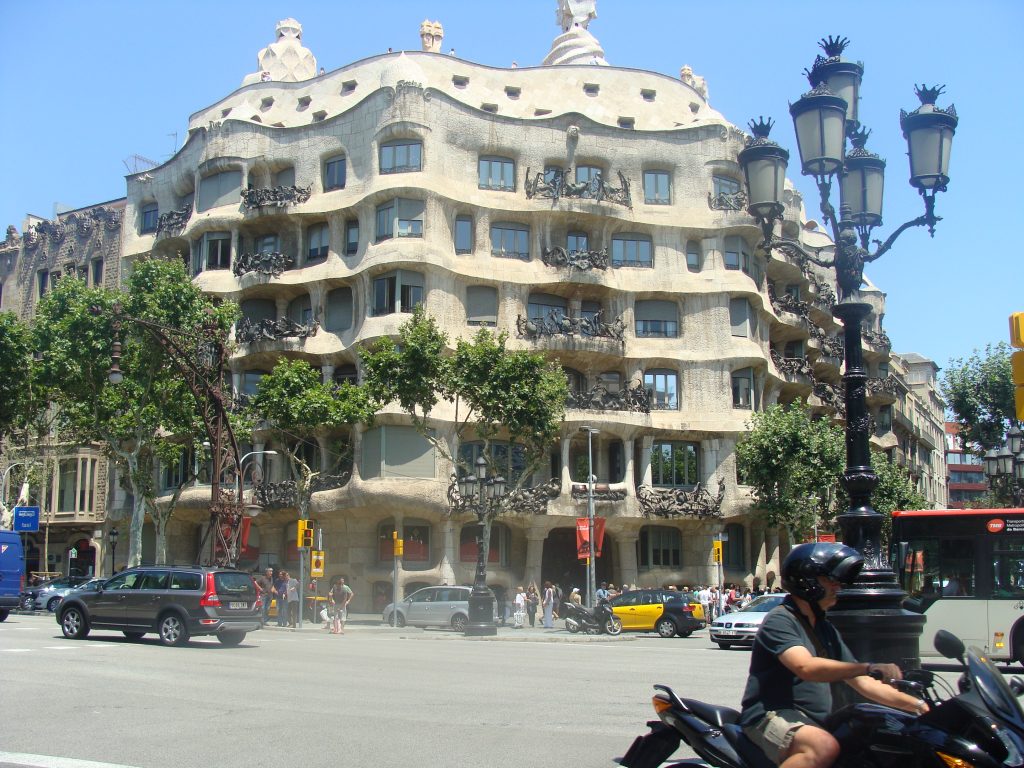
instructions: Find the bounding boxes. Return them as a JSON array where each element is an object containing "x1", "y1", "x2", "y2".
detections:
[
  {"x1": 1012, "y1": 314, "x2": 1024, "y2": 421},
  {"x1": 712, "y1": 540, "x2": 723, "y2": 564},
  {"x1": 392, "y1": 530, "x2": 404, "y2": 558},
  {"x1": 296, "y1": 520, "x2": 313, "y2": 549},
  {"x1": 1010, "y1": 312, "x2": 1024, "y2": 348}
]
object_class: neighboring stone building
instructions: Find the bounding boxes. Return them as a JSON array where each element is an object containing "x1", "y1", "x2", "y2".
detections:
[
  {"x1": 0, "y1": 199, "x2": 125, "y2": 576},
  {"x1": 945, "y1": 422, "x2": 987, "y2": 508},
  {"x1": 3, "y1": 10, "x2": 903, "y2": 608}
]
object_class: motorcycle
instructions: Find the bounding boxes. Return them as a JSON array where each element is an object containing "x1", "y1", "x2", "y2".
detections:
[
  {"x1": 618, "y1": 629, "x2": 1024, "y2": 768},
  {"x1": 562, "y1": 599, "x2": 622, "y2": 635}
]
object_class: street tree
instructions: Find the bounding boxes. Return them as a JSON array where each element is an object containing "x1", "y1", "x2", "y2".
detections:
[
  {"x1": 360, "y1": 308, "x2": 567, "y2": 560},
  {"x1": 0, "y1": 312, "x2": 34, "y2": 439},
  {"x1": 33, "y1": 258, "x2": 236, "y2": 566},
  {"x1": 942, "y1": 342, "x2": 1016, "y2": 453},
  {"x1": 866, "y1": 452, "x2": 929, "y2": 542},
  {"x1": 247, "y1": 358, "x2": 374, "y2": 526}
]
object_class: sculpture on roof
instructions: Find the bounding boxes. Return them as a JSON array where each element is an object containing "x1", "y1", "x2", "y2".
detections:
[
  {"x1": 543, "y1": 0, "x2": 607, "y2": 66},
  {"x1": 241, "y1": 18, "x2": 318, "y2": 86},
  {"x1": 680, "y1": 65, "x2": 709, "y2": 101},
  {"x1": 420, "y1": 20, "x2": 444, "y2": 53}
]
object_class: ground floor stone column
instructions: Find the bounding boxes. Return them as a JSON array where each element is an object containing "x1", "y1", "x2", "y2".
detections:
[
  {"x1": 623, "y1": 438, "x2": 636, "y2": 497},
  {"x1": 524, "y1": 528, "x2": 547, "y2": 587},
  {"x1": 616, "y1": 530, "x2": 639, "y2": 588}
]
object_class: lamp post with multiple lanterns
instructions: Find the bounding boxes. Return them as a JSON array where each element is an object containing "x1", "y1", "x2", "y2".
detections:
[
  {"x1": 736, "y1": 36, "x2": 958, "y2": 667},
  {"x1": 456, "y1": 455, "x2": 506, "y2": 636},
  {"x1": 109, "y1": 526, "x2": 119, "y2": 575},
  {"x1": 984, "y1": 425, "x2": 1024, "y2": 507}
]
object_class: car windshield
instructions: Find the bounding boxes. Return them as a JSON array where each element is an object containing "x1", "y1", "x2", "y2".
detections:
[{"x1": 739, "y1": 594, "x2": 786, "y2": 613}]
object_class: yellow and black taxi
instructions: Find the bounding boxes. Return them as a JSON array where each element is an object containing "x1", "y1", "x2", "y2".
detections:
[{"x1": 608, "y1": 588, "x2": 705, "y2": 638}]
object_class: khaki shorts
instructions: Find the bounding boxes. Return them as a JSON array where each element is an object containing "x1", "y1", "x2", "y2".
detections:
[{"x1": 742, "y1": 710, "x2": 815, "y2": 766}]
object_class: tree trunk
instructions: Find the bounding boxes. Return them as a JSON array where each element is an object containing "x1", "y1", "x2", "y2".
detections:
[
  {"x1": 125, "y1": 452, "x2": 146, "y2": 567},
  {"x1": 150, "y1": 504, "x2": 170, "y2": 565}
]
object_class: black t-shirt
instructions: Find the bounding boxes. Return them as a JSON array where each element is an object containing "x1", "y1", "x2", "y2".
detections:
[{"x1": 739, "y1": 597, "x2": 856, "y2": 727}]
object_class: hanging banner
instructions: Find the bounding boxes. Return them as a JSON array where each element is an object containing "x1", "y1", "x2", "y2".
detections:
[{"x1": 576, "y1": 517, "x2": 606, "y2": 559}]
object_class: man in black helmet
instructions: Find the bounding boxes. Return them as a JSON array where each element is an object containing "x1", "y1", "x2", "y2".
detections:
[{"x1": 739, "y1": 542, "x2": 928, "y2": 768}]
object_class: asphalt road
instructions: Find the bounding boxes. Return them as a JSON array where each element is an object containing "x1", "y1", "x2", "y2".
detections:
[{"x1": 0, "y1": 612, "x2": 753, "y2": 768}]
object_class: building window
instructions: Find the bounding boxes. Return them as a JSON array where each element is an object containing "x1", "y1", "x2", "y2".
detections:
[
  {"x1": 784, "y1": 283, "x2": 801, "y2": 301},
  {"x1": 686, "y1": 240, "x2": 702, "y2": 272},
  {"x1": 878, "y1": 405, "x2": 893, "y2": 432},
  {"x1": 568, "y1": 232, "x2": 589, "y2": 253},
  {"x1": 478, "y1": 157, "x2": 515, "y2": 191},
  {"x1": 611, "y1": 234, "x2": 653, "y2": 267},
  {"x1": 345, "y1": 219, "x2": 359, "y2": 255},
  {"x1": 379, "y1": 140, "x2": 422, "y2": 174},
  {"x1": 240, "y1": 370, "x2": 268, "y2": 399},
  {"x1": 397, "y1": 218, "x2": 423, "y2": 238},
  {"x1": 376, "y1": 202, "x2": 395, "y2": 242},
  {"x1": 783, "y1": 340, "x2": 804, "y2": 359},
  {"x1": 458, "y1": 441, "x2": 528, "y2": 486},
  {"x1": 490, "y1": 223, "x2": 530, "y2": 260},
  {"x1": 575, "y1": 165, "x2": 602, "y2": 184},
  {"x1": 638, "y1": 526, "x2": 681, "y2": 568},
  {"x1": 723, "y1": 524, "x2": 745, "y2": 569},
  {"x1": 528, "y1": 293, "x2": 568, "y2": 323},
  {"x1": 643, "y1": 171, "x2": 671, "y2": 204},
  {"x1": 324, "y1": 155, "x2": 346, "y2": 190},
  {"x1": 240, "y1": 298, "x2": 276, "y2": 327},
  {"x1": 325, "y1": 287, "x2": 353, "y2": 332},
  {"x1": 543, "y1": 166, "x2": 563, "y2": 185},
  {"x1": 197, "y1": 169, "x2": 242, "y2": 212},
  {"x1": 466, "y1": 285, "x2": 497, "y2": 327},
  {"x1": 732, "y1": 367, "x2": 754, "y2": 409},
  {"x1": 372, "y1": 271, "x2": 424, "y2": 316},
  {"x1": 724, "y1": 235, "x2": 743, "y2": 270},
  {"x1": 644, "y1": 369, "x2": 678, "y2": 410},
  {"x1": 377, "y1": 198, "x2": 424, "y2": 242},
  {"x1": 255, "y1": 234, "x2": 279, "y2": 254},
  {"x1": 455, "y1": 216, "x2": 473, "y2": 254},
  {"x1": 651, "y1": 442, "x2": 700, "y2": 487},
  {"x1": 57, "y1": 457, "x2": 98, "y2": 515},
  {"x1": 307, "y1": 223, "x2": 329, "y2": 263},
  {"x1": 459, "y1": 522, "x2": 510, "y2": 566},
  {"x1": 91, "y1": 259, "x2": 104, "y2": 287},
  {"x1": 287, "y1": 294, "x2": 313, "y2": 325},
  {"x1": 334, "y1": 364, "x2": 358, "y2": 386},
  {"x1": 361, "y1": 425, "x2": 435, "y2": 479},
  {"x1": 140, "y1": 203, "x2": 158, "y2": 234},
  {"x1": 730, "y1": 298, "x2": 757, "y2": 338},
  {"x1": 274, "y1": 166, "x2": 295, "y2": 187},
  {"x1": 713, "y1": 175, "x2": 741, "y2": 198},
  {"x1": 635, "y1": 299, "x2": 678, "y2": 338},
  {"x1": 204, "y1": 232, "x2": 231, "y2": 271},
  {"x1": 37, "y1": 269, "x2": 49, "y2": 298}
]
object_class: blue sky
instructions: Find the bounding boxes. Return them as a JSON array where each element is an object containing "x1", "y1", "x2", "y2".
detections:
[{"x1": 1, "y1": 0, "x2": 1018, "y2": 374}]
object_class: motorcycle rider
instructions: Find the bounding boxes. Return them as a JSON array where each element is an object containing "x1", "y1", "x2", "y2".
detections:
[{"x1": 739, "y1": 543, "x2": 928, "y2": 768}]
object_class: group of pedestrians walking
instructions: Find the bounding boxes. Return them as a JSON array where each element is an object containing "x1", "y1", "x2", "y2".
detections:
[{"x1": 253, "y1": 567, "x2": 352, "y2": 633}]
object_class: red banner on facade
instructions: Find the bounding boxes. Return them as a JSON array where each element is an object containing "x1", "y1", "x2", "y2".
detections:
[{"x1": 576, "y1": 517, "x2": 606, "y2": 559}]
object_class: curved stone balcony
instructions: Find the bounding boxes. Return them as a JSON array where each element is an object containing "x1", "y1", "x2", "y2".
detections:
[
  {"x1": 240, "y1": 184, "x2": 312, "y2": 210},
  {"x1": 524, "y1": 167, "x2": 632, "y2": 209},
  {"x1": 253, "y1": 472, "x2": 351, "y2": 509},
  {"x1": 637, "y1": 478, "x2": 726, "y2": 519},
  {"x1": 516, "y1": 310, "x2": 625, "y2": 344},
  {"x1": 236, "y1": 317, "x2": 319, "y2": 345},
  {"x1": 540, "y1": 246, "x2": 609, "y2": 272},
  {"x1": 566, "y1": 380, "x2": 651, "y2": 413},
  {"x1": 232, "y1": 251, "x2": 295, "y2": 278},
  {"x1": 155, "y1": 204, "x2": 192, "y2": 238}
]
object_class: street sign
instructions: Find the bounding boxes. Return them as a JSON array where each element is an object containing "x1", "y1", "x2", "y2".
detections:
[
  {"x1": 310, "y1": 550, "x2": 325, "y2": 577},
  {"x1": 13, "y1": 506, "x2": 40, "y2": 532},
  {"x1": 69, "y1": 547, "x2": 78, "y2": 559},
  {"x1": 712, "y1": 540, "x2": 723, "y2": 563}
]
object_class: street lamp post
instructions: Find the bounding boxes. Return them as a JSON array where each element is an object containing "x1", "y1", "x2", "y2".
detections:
[
  {"x1": 737, "y1": 36, "x2": 958, "y2": 668},
  {"x1": 983, "y1": 425, "x2": 1024, "y2": 507},
  {"x1": 580, "y1": 426, "x2": 599, "y2": 609},
  {"x1": 1, "y1": 462, "x2": 26, "y2": 528},
  {"x1": 457, "y1": 455, "x2": 506, "y2": 636},
  {"x1": 109, "y1": 527, "x2": 119, "y2": 575}
]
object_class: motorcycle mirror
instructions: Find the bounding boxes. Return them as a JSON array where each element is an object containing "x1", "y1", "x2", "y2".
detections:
[
  {"x1": 1010, "y1": 676, "x2": 1024, "y2": 698},
  {"x1": 934, "y1": 629, "x2": 965, "y2": 663}
]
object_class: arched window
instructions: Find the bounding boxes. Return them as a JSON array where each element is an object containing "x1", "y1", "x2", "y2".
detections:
[
  {"x1": 287, "y1": 294, "x2": 313, "y2": 325},
  {"x1": 325, "y1": 287, "x2": 353, "y2": 332},
  {"x1": 638, "y1": 526, "x2": 681, "y2": 568},
  {"x1": 723, "y1": 524, "x2": 745, "y2": 569},
  {"x1": 197, "y1": 170, "x2": 242, "y2": 212},
  {"x1": 686, "y1": 240, "x2": 702, "y2": 272},
  {"x1": 459, "y1": 522, "x2": 510, "y2": 566},
  {"x1": 380, "y1": 140, "x2": 422, "y2": 174}
]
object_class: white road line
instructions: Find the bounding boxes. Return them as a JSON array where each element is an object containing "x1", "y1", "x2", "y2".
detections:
[
  {"x1": 0, "y1": 752, "x2": 144, "y2": 768},
  {"x1": 1, "y1": 648, "x2": 33, "y2": 653}
]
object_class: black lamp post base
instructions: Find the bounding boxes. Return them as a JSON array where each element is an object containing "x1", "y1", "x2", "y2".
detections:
[
  {"x1": 829, "y1": 581, "x2": 926, "y2": 670},
  {"x1": 465, "y1": 590, "x2": 497, "y2": 636}
]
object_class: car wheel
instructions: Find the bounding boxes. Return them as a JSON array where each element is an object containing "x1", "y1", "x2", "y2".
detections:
[
  {"x1": 385, "y1": 611, "x2": 406, "y2": 628},
  {"x1": 21, "y1": 595, "x2": 33, "y2": 610},
  {"x1": 158, "y1": 613, "x2": 189, "y2": 647},
  {"x1": 676, "y1": 631, "x2": 693, "y2": 638},
  {"x1": 717, "y1": 642, "x2": 731, "y2": 650},
  {"x1": 451, "y1": 614, "x2": 468, "y2": 632},
  {"x1": 47, "y1": 596, "x2": 63, "y2": 612},
  {"x1": 605, "y1": 616, "x2": 623, "y2": 636},
  {"x1": 122, "y1": 631, "x2": 145, "y2": 640},
  {"x1": 217, "y1": 631, "x2": 246, "y2": 646},
  {"x1": 656, "y1": 618, "x2": 677, "y2": 638},
  {"x1": 61, "y1": 607, "x2": 90, "y2": 639}
]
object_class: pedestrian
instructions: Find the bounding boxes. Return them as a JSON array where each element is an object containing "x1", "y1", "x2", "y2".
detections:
[
  {"x1": 329, "y1": 576, "x2": 353, "y2": 634},
  {"x1": 525, "y1": 583, "x2": 539, "y2": 627},
  {"x1": 285, "y1": 571, "x2": 299, "y2": 628},
  {"x1": 569, "y1": 587, "x2": 582, "y2": 606},
  {"x1": 274, "y1": 570, "x2": 289, "y2": 627},
  {"x1": 513, "y1": 586, "x2": 526, "y2": 628},
  {"x1": 595, "y1": 581, "x2": 609, "y2": 601},
  {"x1": 552, "y1": 582, "x2": 563, "y2": 619},
  {"x1": 256, "y1": 567, "x2": 275, "y2": 626},
  {"x1": 542, "y1": 581, "x2": 555, "y2": 628}
]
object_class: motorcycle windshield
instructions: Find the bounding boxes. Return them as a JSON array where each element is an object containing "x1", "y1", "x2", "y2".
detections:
[{"x1": 966, "y1": 646, "x2": 1024, "y2": 731}]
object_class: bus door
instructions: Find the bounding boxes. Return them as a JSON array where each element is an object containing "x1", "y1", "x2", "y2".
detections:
[{"x1": 991, "y1": 540, "x2": 1024, "y2": 659}]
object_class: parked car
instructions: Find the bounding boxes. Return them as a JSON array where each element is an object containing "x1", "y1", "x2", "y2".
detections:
[
  {"x1": 709, "y1": 592, "x2": 787, "y2": 649},
  {"x1": 0, "y1": 530, "x2": 25, "y2": 621},
  {"x1": 57, "y1": 566, "x2": 262, "y2": 647},
  {"x1": 608, "y1": 588, "x2": 705, "y2": 638},
  {"x1": 382, "y1": 585, "x2": 496, "y2": 631},
  {"x1": 23, "y1": 575, "x2": 93, "y2": 612}
]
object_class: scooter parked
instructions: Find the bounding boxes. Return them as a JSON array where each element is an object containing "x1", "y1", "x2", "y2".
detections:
[
  {"x1": 618, "y1": 629, "x2": 1024, "y2": 768},
  {"x1": 562, "y1": 598, "x2": 622, "y2": 635}
]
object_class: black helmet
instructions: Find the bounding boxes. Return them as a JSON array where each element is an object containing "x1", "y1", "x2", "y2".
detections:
[{"x1": 781, "y1": 543, "x2": 864, "y2": 602}]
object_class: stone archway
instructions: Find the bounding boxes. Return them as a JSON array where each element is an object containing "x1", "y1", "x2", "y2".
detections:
[{"x1": 541, "y1": 528, "x2": 615, "y2": 594}]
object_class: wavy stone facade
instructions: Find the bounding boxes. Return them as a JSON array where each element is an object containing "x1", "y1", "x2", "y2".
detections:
[{"x1": 101, "y1": 29, "x2": 895, "y2": 612}]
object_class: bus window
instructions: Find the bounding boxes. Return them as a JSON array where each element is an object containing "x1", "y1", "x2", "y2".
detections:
[
  {"x1": 994, "y1": 537, "x2": 1024, "y2": 598},
  {"x1": 903, "y1": 539, "x2": 974, "y2": 597},
  {"x1": 939, "y1": 538, "x2": 974, "y2": 596}
]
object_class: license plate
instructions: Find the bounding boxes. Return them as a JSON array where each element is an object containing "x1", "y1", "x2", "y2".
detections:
[{"x1": 229, "y1": 601, "x2": 248, "y2": 609}]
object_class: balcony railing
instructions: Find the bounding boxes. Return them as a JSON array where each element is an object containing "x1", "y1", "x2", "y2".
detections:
[
  {"x1": 155, "y1": 204, "x2": 192, "y2": 238},
  {"x1": 566, "y1": 380, "x2": 651, "y2": 413},
  {"x1": 570, "y1": 483, "x2": 626, "y2": 501},
  {"x1": 236, "y1": 317, "x2": 319, "y2": 344},
  {"x1": 240, "y1": 184, "x2": 312, "y2": 210},
  {"x1": 516, "y1": 310, "x2": 625, "y2": 343},
  {"x1": 446, "y1": 475, "x2": 560, "y2": 516},
  {"x1": 637, "y1": 478, "x2": 726, "y2": 519},
  {"x1": 541, "y1": 246, "x2": 609, "y2": 271},
  {"x1": 253, "y1": 472, "x2": 351, "y2": 508},
  {"x1": 770, "y1": 351, "x2": 815, "y2": 383},
  {"x1": 524, "y1": 168, "x2": 632, "y2": 208},
  {"x1": 232, "y1": 251, "x2": 295, "y2": 278},
  {"x1": 708, "y1": 190, "x2": 747, "y2": 211}
]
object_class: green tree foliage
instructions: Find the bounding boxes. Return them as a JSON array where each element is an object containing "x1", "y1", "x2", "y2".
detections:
[
  {"x1": 866, "y1": 452, "x2": 929, "y2": 543},
  {"x1": 247, "y1": 358, "x2": 374, "y2": 521},
  {"x1": 942, "y1": 343, "x2": 1016, "y2": 453},
  {"x1": 0, "y1": 312, "x2": 34, "y2": 437},
  {"x1": 33, "y1": 258, "x2": 236, "y2": 566},
  {"x1": 736, "y1": 403, "x2": 845, "y2": 540}
]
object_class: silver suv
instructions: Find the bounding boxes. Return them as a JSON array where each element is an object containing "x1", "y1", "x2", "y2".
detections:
[
  {"x1": 383, "y1": 585, "x2": 495, "y2": 631},
  {"x1": 57, "y1": 566, "x2": 262, "y2": 647}
]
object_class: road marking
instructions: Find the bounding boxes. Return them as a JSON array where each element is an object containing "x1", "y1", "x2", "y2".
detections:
[
  {"x1": 0, "y1": 753, "x2": 144, "y2": 768},
  {"x1": 1, "y1": 648, "x2": 33, "y2": 653}
]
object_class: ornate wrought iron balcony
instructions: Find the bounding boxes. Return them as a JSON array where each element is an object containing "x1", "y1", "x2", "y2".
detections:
[
  {"x1": 541, "y1": 246, "x2": 609, "y2": 271},
  {"x1": 570, "y1": 483, "x2": 626, "y2": 502},
  {"x1": 232, "y1": 251, "x2": 295, "y2": 278},
  {"x1": 862, "y1": 327, "x2": 892, "y2": 349},
  {"x1": 770, "y1": 350, "x2": 816, "y2": 383},
  {"x1": 524, "y1": 168, "x2": 631, "y2": 208},
  {"x1": 708, "y1": 189, "x2": 747, "y2": 211},
  {"x1": 566, "y1": 380, "x2": 651, "y2": 413},
  {"x1": 240, "y1": 184, "x2": 312, "y2": 210},
  {"x1": 446, "y1": 475, "x2": 560, "y2": 516},
  {"x1": 253, "y1": 472, "x2": 351, "y2": 508},
  {"x1": 637, "y1": 479, "x2": 726, "y2": 519},
  {"x1": 866, "y1": 374, "x2": 900, "y2": 397},
  {"x1": 236, "y1": 317, "x2": 319, "y2": 344},
  {"x1": 155, "y1": 204, "x2": 192, "y2": 238},
  {"x1": 516, "y1": 310, "x2": 625, "y2": 343}
]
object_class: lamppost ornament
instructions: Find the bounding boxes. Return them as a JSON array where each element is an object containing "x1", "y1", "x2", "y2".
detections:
[{"x1": 984, "y1": 425, "x2": 1024, "y2": 507}]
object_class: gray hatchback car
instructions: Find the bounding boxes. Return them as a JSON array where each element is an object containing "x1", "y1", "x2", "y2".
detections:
[
  {"x1": 57, "y1": 566, "x2": 262, "y2": 647},
  {"x1": 383, "y1": 585, "x2": 496, "y2": 631}
]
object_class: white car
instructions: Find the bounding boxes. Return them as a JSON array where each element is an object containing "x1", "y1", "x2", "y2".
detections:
[{"x1": 709, "y1": 593, "x2": 787, "y2": 649}]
